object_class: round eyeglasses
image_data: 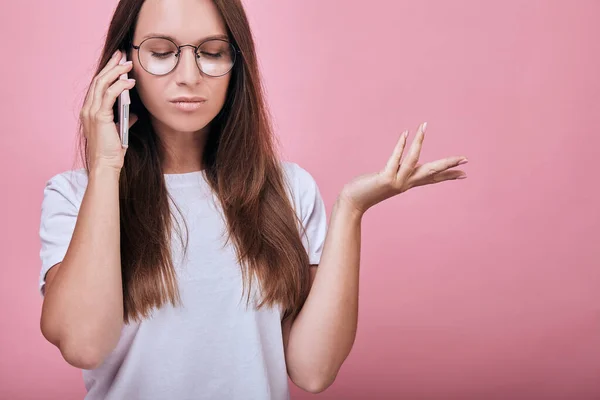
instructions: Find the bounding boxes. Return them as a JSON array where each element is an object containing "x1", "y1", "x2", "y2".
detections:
[{"x1": 132, "y1": 37, "x2": 239, "y2": 77}]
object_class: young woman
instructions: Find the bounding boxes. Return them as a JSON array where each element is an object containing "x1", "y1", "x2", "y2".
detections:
[{"x1": 38, "y1": 0, "x2": 468, "y2": 399}]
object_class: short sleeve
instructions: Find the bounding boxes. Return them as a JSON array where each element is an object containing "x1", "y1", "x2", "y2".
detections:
[
  {"x1": 38, "y1": 172, "x2": 84, "y2": 297},
  {"x1": 284, "y1": 162, "x2": 328, "y2": 265}
]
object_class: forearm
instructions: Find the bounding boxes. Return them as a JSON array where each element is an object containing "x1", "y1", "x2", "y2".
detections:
[
  {"x1": 41, "y1": 167, "x2": 124, "y2": 368},
  {"x1": 286, "y1": 197, "x2": 362, "y2": 390}
]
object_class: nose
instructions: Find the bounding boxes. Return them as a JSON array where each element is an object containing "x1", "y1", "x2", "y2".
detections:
[{"x1": 173, "y1": 45, "x2": 203, "y2": 85}]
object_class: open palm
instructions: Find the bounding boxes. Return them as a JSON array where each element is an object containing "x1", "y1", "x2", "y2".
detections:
[{"x1": 339, "y1": 122, "x2": 468, "y2": 215}]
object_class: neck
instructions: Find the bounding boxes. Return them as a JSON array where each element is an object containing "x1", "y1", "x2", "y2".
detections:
[{"x1": 152, "y1": 117, "x2": 210, "y2": 174}]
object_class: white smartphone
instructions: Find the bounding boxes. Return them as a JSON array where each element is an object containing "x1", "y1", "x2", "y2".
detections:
[{"x1": 117, "y1": 52, "x2": 131, "y2": 148}]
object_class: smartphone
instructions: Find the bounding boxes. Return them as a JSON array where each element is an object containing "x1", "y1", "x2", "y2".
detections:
[{"x1": 117, "y1": 52, "x2": 131, "y2": 148}]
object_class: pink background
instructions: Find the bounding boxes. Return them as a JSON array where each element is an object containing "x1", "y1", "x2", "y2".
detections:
[{"x1": 1, "y1": 0, "x2": 599, "y2": 399}]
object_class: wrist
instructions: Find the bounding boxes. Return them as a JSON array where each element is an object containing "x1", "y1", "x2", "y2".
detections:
[
  {"x1": 334, "y1": 195, "x2": 365, "y2": 222},
  {"x1": 89, "y1": 164, "x2": 122, "y2": 181}
]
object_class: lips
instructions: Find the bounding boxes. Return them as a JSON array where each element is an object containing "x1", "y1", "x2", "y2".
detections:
[
  {"x1": 169, "y1": 96, "x2": 207, "y2": 103},
  {"x1": 168, "y1": 96, "x2": 207, "y2": 112}
]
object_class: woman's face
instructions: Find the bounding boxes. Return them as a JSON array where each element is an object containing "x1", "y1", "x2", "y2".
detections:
[{"x1": 130, "y1": 0, "x2": 232, "y2": 135}]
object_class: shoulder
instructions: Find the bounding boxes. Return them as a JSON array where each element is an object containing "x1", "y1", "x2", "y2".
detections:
[
  {"x1": 281, "y1": 161, "x2": 320, "y2": 200},
  {"x1": 43, "y1": 169, "x2": 89, "y2": 207},
  {"x1": 280, "y1": 161, "x2": 325, "y2": 220},
  {"x1": 281, "y1": 161, "x2": 319, "y2": 190}
]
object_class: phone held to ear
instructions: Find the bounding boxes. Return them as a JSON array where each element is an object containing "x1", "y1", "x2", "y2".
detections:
[{"x1": 118, "y1": 52, "x2": 131, "y2": 148}]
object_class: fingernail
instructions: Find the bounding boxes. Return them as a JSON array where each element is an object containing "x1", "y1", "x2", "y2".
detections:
[
  {"x1": 113, "y1": 50, "x2": 120, "y2": 58},
  {"x1": 403, "y1": 130, "x2": 408, "y2": 138},
  {"x1": 123, "y1": 61, "x2": 133, "y2": 66},
  {"x1": 128, "y1": 78, "x2": 136, "y2": 83},
  {"x1": 457, "y1": 175, "x2": 467, "y2": 179},
  {"x1": 422, "y1": 122, "x2": 428, "y2": 133},
  {"x1": 458, "y1": 158, "x2": 468, "y2": 165}
]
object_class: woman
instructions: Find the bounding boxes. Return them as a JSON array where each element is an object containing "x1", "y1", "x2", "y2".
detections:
[{"x1": 38, "y1": 0, "x2": 468, "y2": 399}]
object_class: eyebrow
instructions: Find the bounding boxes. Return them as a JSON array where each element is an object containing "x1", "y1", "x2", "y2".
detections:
[{"x1": 140, "y1": 33, "x2": 230, "y2": 43}]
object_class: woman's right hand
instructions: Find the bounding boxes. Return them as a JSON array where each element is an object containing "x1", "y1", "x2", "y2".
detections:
[{"x1": 80, "y1": 50, "x2": 138, "y2": 173}]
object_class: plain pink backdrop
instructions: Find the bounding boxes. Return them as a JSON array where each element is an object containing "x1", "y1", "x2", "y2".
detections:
[{"x1": 1, "y1": 0, "x2": 599, "y2": 399}]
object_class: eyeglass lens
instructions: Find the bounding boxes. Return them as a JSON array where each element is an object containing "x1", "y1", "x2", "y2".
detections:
[{"x1": 137, "y1": 38, "x2": 235, "y2": 76}]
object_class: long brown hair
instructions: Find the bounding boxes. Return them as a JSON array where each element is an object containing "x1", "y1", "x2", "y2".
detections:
[{"x1": 77, "y1": 0, "x2": 312, "y2": 324}]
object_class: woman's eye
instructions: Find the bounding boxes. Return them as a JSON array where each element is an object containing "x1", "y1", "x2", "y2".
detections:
[
  {"x1": 151, "y1": 52, "x2": 174, "y2": 59},
  {"x1": 200, "y1": 52, "x2": 222, "y2": 59}
]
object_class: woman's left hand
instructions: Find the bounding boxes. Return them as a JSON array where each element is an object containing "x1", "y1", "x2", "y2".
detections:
[{"x1": 338, "y1": 122, "x2": 468, "y2": 216}]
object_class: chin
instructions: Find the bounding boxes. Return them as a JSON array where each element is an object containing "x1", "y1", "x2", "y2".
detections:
[{"x1": 159, "y1": 115, "x2": 214, "y2": 134}]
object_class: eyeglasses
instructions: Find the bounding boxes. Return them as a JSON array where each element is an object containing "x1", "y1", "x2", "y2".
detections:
[{"x1": 132, "y1": 37, "x2": 239, "y2": 77}]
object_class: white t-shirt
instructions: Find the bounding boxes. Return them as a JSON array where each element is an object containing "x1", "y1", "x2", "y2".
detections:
[{"x1": 38, "y1": 161, "x2": 328, "y2": 400}]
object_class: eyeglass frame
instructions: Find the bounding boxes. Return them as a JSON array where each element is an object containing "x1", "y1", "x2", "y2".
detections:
[{"x1": 131, "y1": 36, "x2": 241, "y2": 77}]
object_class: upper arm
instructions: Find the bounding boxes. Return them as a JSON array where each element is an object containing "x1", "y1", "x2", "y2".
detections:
[
  {"x1": 43, "y1": 263, "x2": 62, "y2": 297},
  {"x1": 283, "y1": 162, "x2": 327, "y2": 266},
  {"x1": 282, "y1": 265, "x2": 318, "y2": 350},
  {"x1": 281, "y1": 163, "x2": 327, "y2": 349},
  {"x1": 38, "y1": 172, "x2": 83, "y2": 297}
]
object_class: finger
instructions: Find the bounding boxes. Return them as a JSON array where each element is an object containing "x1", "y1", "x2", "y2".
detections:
[
  {"x1": 98, "y1": 49, "x2": 125, "y2": 77},
  {"x1": 397, "y1": 122, "x2": 427, "y2": 182},
  {"x1": 83, "y1": 50, "x2": 123, "y2": 113},
  {"x1": 81, "y1": 80, "x2": 98, "y2": 123},
  {"x1": 98, "y1": 79, "x2": 136, "y2": 117},
  {"x1": 384, "y1": 130, "x2": 408, "y2": 174},
  {"x1": 409, "y1": 156, "x2": 468, "y2": 182},
  {"x1": 91, "y1": 60, "x2": 133, "y2": 113},
  {"x1": 409, "y1": 169, "x2": 467, "y2": 188},
  {"x1": 90, "y1": 61, "x2": 133, "y2": 115}
]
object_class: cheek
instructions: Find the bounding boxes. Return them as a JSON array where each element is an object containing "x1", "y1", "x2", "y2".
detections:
[
  {"x1": 209, "y1": 77, "x2": 231, "y2": 108},
  {"x1": 135, "y1": 79, "x2": 165, "y2": 111}
]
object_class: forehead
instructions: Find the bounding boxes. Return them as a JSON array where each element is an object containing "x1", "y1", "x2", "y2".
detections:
[{"x1": 135, "y1": 0, "x2": 228, "y2": 43}]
